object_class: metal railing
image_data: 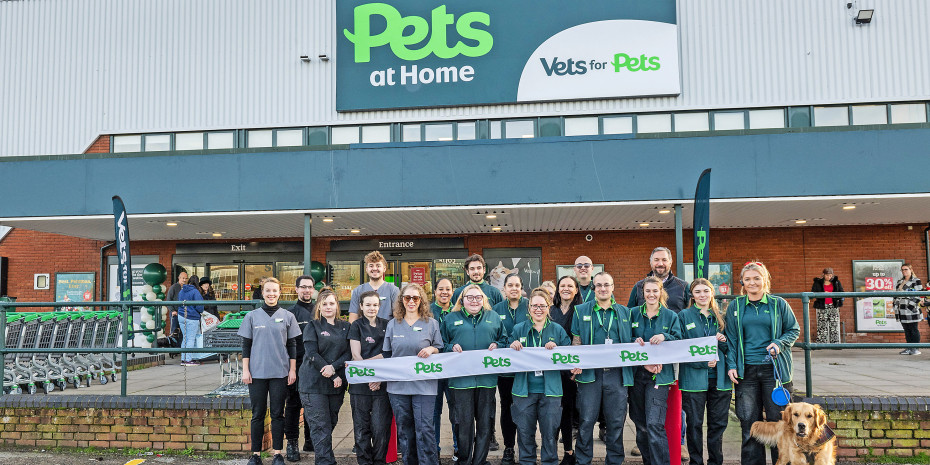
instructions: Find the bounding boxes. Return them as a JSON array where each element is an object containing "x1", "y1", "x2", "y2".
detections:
[
  {"x1": 2, "y1": 292, "x2": 929, "y2": 398},
  {"x1": 0, "y1": 300, "x2": 265, "y2": 397},
  {"x1": 717, "y1": 291, "x2": 930, "y2": 397}
]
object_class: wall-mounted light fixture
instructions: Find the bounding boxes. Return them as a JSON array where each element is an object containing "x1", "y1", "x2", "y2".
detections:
[
  {"x1": 318, "y1": 54, "x2": 330, "y2": 61},
  {"x1": 300, "y1": 55, "x2": 311, "y2": 62},
  {"x1": 855, "y1": 9, "x2": 874, "y2": 24}
]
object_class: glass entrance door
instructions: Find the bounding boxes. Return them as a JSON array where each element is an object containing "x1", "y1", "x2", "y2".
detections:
[
  {"x1": 243, "y1": 263, "x2": 274, "y2": 300},
  {"x1": 400, "y1": 261, "x2": 433, "y2": 301}
]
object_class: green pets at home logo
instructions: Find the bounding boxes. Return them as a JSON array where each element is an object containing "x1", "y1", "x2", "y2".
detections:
[
  {"x1": 620, "y1": 350, "x2": 649, "y2": 362},
  {"x1": 415, "y1": 362, "x2": 443, "y2": 374},
  {"x1": 348, "y1": 366, "x2": 376, "y2": 377},
  {"x1": 483, "y1": 356, "x2": 512, "y2": 368},
  {"x1": 551, "y1": 353, "x2": 580, "y2": 365},
  {"x1": 689, "y1": 345, "x2": 718, "y2": 356}
]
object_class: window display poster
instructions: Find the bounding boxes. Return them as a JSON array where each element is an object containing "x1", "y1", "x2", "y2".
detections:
[
  {"x1": 434, "y1": 259, "x2": 467, "y2": 290},
  {"x1": 56, "y1": 272, "x2": 95, "y2": 311},
  {"x1": 683, "y1": 263, "x2": 733, "y2": 295},
  {"x1": 329, "y1": 261, "x2": 361, "y2": 302},
  {"x1": 483, "y1": 248, "x2": 542, "y2": 293},
  {"x1": 852, "y1": 260, "x2": 904, "y2": 332},
  {"x1": 107, "y1": 263, "x2": 151, "y2": 302}
]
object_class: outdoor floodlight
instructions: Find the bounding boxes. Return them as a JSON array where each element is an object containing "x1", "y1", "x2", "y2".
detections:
[{"x1": 855, "y1": 9, "x2": 874, "y2": 24}]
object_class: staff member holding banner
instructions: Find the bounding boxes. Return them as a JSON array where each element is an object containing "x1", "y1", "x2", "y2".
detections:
[
  {"x1": 550, "y1": 276, "x2": 581, "y2": 465},
  {"x1": 725, "y1": 262, "x2": 799, "y2": 465},
  {"x1": 430, "y1": 278, "x2": 459, "y2": 458},
  {"x1": 300, "y1": 289, "x2": 351, "y2": 465},
  {"x1": 678, "y1": 279, "x2": 731, "y2": 465},
  {"x1": 492, "y1": 273, "x2": 530, "y2": 465},
  {"x1": 441, "y1": 284, "x2": 507, "y2": 465},
  {"x1": 239, "y1": 277, "x2": 302, "y2": 465},
  {"x1": 629, "y1": 277, "x2": 681, "y2": 465},
  {"x1": 349, "y1": 291, "x2": 391, "y2": 465},
  {"x1": 570, "y1": 272, "x2": 634, "y2": 465},
  {"x1": 508, "y1": 288, "x2": 571, "y2": 465},
  {"x1": 383, "y1": 283, "x2": 444, "y2": 465}
]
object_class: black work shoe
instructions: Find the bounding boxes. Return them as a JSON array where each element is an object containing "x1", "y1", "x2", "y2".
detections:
[
  {"x1": 559, "y1": 452, "x2": 575, "y2": 465},
  {"x1": 286, "y1": 440, "x2": 301, "y2": 462},
  {"x1": 247, "y1": 454, "x2": 263, "y2": 465},
  {"x1": 303, "y1": 441, "x2": 314, "y2": 452},
  {"x1": 489, "y1": 438, "x2": 500, "y2": 452},
  {"x1": 501, "y1": 447, "x2": 515, "y2": 465},
  {"x1": 272, "y1": 453, "x2": 286, "y2": 465}
]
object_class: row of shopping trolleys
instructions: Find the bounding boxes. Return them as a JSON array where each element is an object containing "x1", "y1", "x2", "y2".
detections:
[{"x1": 3, "y1": 311, "x2": 122, "y2": 395}]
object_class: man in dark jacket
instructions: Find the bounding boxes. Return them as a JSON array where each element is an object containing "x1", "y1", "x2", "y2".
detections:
[
  {"x1": 627, "y1": 247, "x2": 690, "y2": 312},
  {"x1": 166, "y1": 270, "x2": 188, "y2": 336},
  {"x1": 286, "y1": 275, "x2": 316, "y2": 459}
]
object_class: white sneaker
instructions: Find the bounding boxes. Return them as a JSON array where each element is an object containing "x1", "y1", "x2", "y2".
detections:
[{"x1": 911, "y1": 349, "x2": 922, "y2": 355}]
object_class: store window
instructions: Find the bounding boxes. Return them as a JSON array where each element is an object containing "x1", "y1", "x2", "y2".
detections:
[
  {"x1": 175, "y1": 132, "x2": 204, "y2": 151},
  {"x1": 565, "y1": 117, "x2": 598, "y2": 136},
  {"x1": 457, "y1": 122, "x2": 476, "y2": 140},
  {"x1": 713, "y1": 112, "x2": 745, "y2": 130},
  {"x1": 307, "y1": 127, "x2": 328, "y2": 146},
  {"x1": 207, "y1": 132, "x2": 235, "y2": 149},
  {"x1": 813, "y1": 106, "x2": 849, "y2": 127},
  {"x1": 674, "y1": 112, "x2": 709, "y2": 132},
  {"x1": 112, "y1": 135, "x2": 142, "y2": 153},
  {"x1": 328, "y1": 261, "x2": 362, "y2": 303},
  {"x1": 602, "y1": 116, "x2": 633, "y2": 134},
  {"x1": 434, "y1": 259, "x2": 467, "y2": 290},
  {"x1": 424, "y1": 123, "x2": 454, "y2": 141},
  {"x1": 637, "y1": 114, "x2": 672, "y2": 133},
  {"x1": 145, "y1": 134, "x2": 171, "y2": 151},
  {"x1": 890, "y1": 103, "x2": 927, "y2": 124},
  {"x1": 331, "y1": 126, "x2": 360, "y2": 144},
  {"x1": 276, "y1": 262, "x2": 304, "y2": 302},
  {"x1": 851, "y1": 105, "x2": 887, "y2": 125},
  {"x1": 748, "y1": 109, "x2": 785, "y2": 129},
  {"x1": 247, "y1": 130, "x2": 273, "y2": 148},
  {"x1": 505, "y1": 120, "x2": 535, "y2": 138},
  {"x1": 402, "y1": 124, "x2": 421, "y2": 142},
  {"x1": 490, "y1": 121, "x2": 502, "y2": 139},
  {"x1": 362, "y1": 125, "x2": 391, "y2": 143}
]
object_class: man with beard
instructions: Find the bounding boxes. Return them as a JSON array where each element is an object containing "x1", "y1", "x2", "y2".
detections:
[
  {"x1": 285, "y1": 275, "x2": 316, "y2": 459},
  {"x1": 348, "y1": 251, "x2": 400, "y2": 323}
]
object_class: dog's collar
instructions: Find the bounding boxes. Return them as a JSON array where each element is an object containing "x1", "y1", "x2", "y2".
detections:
[{"x1": 796, "y1": 425, "x2": 835, "y2": 464}]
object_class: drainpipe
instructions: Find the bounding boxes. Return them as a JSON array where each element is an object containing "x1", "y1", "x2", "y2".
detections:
[
  {"x1": 100, "y1": 241, "x2": 115, "y2": 303},
  {"x1": 925, "y1": 224, "x2": 930, "y2": 281}
]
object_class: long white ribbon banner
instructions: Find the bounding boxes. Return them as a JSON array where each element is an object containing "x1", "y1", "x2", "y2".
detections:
[{"x1": 345, "y1": 336, "x2": 719, "y2": 383}]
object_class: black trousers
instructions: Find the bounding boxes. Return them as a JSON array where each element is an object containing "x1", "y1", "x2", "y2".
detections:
[
  {"x1": 451, "y1": 387, "x2": 496, "y2": 465},
  {"x1": 248, "y1": 377, "x2": 288, "y2": 452},
  {"x1": 902, "y1": 321, "x2": 921, "y2": 344},
  {"x1": 734, "y1": 364, "x2": 792, "y2": 465},
  {"x1": 284, "y1": 379, "x2": 311, "y2": 442},
  {"x1": 558, "y1": 371, "x2": 577, "y2": 451},
  {"x1": 682, "y1": 387, "x2": 731, "y2": 465},
  {"x1": 302, "y1": 392, "x2": 346, "y2": 465},
  {"x1": 498, "y1": 376, "x2": 517, "y2": 448},
  {"x1": 351, "y1": 393, "x2": 393, "y2": 465}
]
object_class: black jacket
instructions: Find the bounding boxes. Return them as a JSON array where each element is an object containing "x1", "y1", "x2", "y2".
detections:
[
  {"x1": 287, "y1": 300, "x2": 314, "y2": 364},
  {"x1": 811, "y1": 276, "x2": 844, "y2": 309},
  {"x1": 298, "y1": 318, "x2": 350, "y2": 395},
  {"x1": 627, "y1": 272, "x2": 691, "y2": 312}
]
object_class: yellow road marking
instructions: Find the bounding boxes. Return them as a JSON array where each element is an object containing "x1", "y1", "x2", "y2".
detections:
[{"x1": 124, "y1": 460, "x2": 146, "y2": 465}]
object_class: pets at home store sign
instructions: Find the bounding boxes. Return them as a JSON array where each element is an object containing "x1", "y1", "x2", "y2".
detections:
[{"x1": 336, "y1": 0, "x2": 680, "y2": 110}]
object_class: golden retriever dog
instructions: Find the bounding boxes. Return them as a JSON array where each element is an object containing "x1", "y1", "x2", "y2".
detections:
[{"x1": 750, "y1": 402, "x2": 836, "y2": 465}]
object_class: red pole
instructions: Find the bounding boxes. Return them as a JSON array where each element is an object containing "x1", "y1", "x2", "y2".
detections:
[
  {"x1": 665, "y1": 381, "x2": 682, "y2": 465},
  {"x1": 386, "y1": 415, "x2": 399, "y2": 463}
]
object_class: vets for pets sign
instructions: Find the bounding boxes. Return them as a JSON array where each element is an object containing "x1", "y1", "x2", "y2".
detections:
[
  {"x1": 336, "y1": 0, "x2": 680, "y2": 110},
  {"x1": 346, "y1": 336, "x2": 717, "y2": 383}
]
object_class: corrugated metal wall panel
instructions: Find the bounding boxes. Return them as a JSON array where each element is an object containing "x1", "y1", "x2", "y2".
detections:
[{"x1": 1, "y1": 0, "x2": 929, "y2": 156}]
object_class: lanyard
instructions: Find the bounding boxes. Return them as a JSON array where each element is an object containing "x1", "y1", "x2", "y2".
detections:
[
  {"x1": 590, "y1": 305, "x2": 615, "y2": 344},
  {"x1": 700, "y1": 310, "x2": 717, "y2": 337},
  {"x1": 529, "y1": 320, "x2": 548, "y2": 347},
  {"x1": 583, "y1": 286, "x2": 593, "y2": 302}
]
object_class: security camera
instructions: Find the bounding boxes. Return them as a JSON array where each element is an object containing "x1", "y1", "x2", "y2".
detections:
[{"x1": 585, "y1": 234, "x2": 593, "y2": 242}]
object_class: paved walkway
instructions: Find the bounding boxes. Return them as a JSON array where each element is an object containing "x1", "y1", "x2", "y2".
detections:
[{"x1": 39, "y1": 348, "x2": 930, "y2": 462}]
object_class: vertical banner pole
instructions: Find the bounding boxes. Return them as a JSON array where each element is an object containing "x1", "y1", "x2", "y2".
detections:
[
  {"x1": 674, "y1": 204, "x2": 684, "y2": 278},
  {"x1": 692, "y1": 169, "x2": 712, "y2": 281}
]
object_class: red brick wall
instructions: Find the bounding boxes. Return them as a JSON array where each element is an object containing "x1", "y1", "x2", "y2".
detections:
[
  {"x1": 85, "y1": 135, "x2": 110, "y2": 154},
  {"x1": 2, "y1": 224, "x2": 928, "y2": 343}
]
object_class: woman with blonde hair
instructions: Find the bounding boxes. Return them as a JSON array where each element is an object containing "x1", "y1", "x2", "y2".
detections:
[
  {"x1": 894, "y1": 263, "x2": 923, "y2": 355},
  {"x1": 678, "y1": 278, "x2": 731, "y2": 465},
  {"x1": 440, "y1": 283, "x2": 507, "y2": 465},
  {"x1": 383, "y1": 283, "x2": 444, "y2": 465},
  {"x1": 724, "y1": 262, "x2": 799, "y2": 465},
  {"x1": 629, "y1": 276, "x2": 681, "y2": 465}
]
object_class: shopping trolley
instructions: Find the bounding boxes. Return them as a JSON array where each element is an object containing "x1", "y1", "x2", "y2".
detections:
[
  {"x1": 204, "y1": 312, "x2": 248, "y2": 396},
  {"x1": 3, "y1": 313, "x2": 26, "y2": 394}
]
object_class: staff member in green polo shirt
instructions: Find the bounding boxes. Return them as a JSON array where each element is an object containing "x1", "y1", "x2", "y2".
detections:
[
  {"x1": 629, "y1": 277, "x2": 681, "y2": 465},
  {"x1": 492, "y1": 273, "x2": 530, "y2": 465},
  {"x1": 573, "y1": 256, "x2": 596, "y2": 303},
  {"x1": 508, "y1": 288, "x2": 570, "y2": 465},
  {"x1": 678, "y1": 278, "x2": 731, "y2": 465},
  {"x1": 569, "y1": 272, "x2": 634, "y2": 465},
  {"x1": 430, "y1": 278, "x2": 458, "y2": 459},
  {"x1": 451, "y1": 254, "x2": 504, "y2": 308},
  {"x1": 725, "y1": 262, "x2": 799, "y2": 465},
  {"x1": 441, "y1": 283, "x2": 507, "y2": 465}
]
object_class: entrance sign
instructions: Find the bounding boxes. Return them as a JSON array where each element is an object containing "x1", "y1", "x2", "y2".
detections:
[
  {"x1": 336, "y1": 0, "x2": 680, "y2": 110},
  {"x1": 346, "y1": 336, "x2": 717, "y2": 383},
  {"x1": 852, "y1": 260, "x2": 904, "y2": 332}
]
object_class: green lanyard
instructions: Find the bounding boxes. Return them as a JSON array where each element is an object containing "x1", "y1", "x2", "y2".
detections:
[
  {"x1": 530, "y1": 320, "x2": 548, "y2": 347},
  {"x1": 590, "y1": 305, "x2": 615, "y2": 344},
  {"x1": 583, "y1": 286, "x2": 593, "y2": 302}
]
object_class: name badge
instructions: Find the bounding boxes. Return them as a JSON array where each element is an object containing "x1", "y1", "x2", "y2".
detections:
[
  {"x1": 582, "y1": 315, "x2": 592, "y2": 321},
  {"x1": 275, "y1": 318, "x2": 284, "y2": 323},
  {"x1": 534, "y1": 370, "x2": 544, "y2": 377},
  {"x1": 380, "y1": 296, "x2": 386, "y2": 300},
  {"x1": 454, "y1": 320, "x2": 464, "y2": 326},
  {"x1": 393, "y1": 334, "x2": 405, "y2": 338},
  {"x1": 686, "y1": 322, "x2": 696, "y2": 330},
  {"x1": 631, "y1": 322, "x2": 639, "y2": 328},
  {"x1": 500, "y1": 314, "x2": 507, "y2": 320},
  {"x1": 520, "y1": 337, "x2": 527, "y2": 343},
  {"x1": 604, "y1": 338, "x2": 613, "y2": 344},
  {"x1": 413, "y1": 326, "x2": 422, "y2": 332}
]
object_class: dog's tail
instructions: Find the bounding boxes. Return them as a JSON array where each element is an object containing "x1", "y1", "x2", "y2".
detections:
[{"x1": 749, "y1": 421, "x2": 782, "y2": 447}]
